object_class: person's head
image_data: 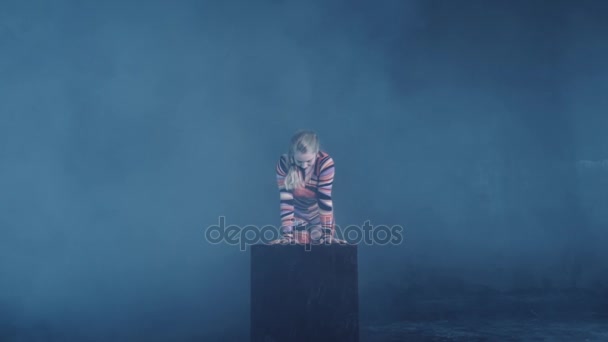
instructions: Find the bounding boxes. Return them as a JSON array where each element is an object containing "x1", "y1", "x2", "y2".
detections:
[{"x1": 284, "y1": 130, "x2": 320, "y2": 190}]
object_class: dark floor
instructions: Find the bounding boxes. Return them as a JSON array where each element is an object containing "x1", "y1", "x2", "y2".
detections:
[
  {"x1": 2, "y1": 316, "x2": 607, "y2": 341},
  {"x1": 361, "y1": 317, "x2": 608, "y2": 341},
  {"x1": 3, "y1": 291, "x2": 607, "y2": 341},
  {"x1": 359, "y1": 290, "x2": 608, "y2": 341}
]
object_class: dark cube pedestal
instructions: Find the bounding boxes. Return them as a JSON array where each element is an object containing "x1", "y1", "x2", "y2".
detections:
[{"x1": 250, "y1": 244, "x2": 359, "y2": 342}]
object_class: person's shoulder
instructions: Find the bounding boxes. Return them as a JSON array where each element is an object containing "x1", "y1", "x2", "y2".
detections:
[
  {"x1": 317, "y1": 150, "x2": 334, "y2": 170},
  {"x1": 318, "y1": 150, "x2": 333, "y2": 161},
  {"x1": 277, "y1": 153, "x2": 290, "y2": 172}
]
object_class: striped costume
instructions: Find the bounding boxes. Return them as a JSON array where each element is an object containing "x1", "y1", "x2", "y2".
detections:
[{"x1": 276, "y1": 151, "x2": 335, "y2": 243}]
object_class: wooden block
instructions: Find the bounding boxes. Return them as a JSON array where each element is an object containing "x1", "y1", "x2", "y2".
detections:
[{"x1": 250, "y1": 244, "x2": 359, "y2": 342}]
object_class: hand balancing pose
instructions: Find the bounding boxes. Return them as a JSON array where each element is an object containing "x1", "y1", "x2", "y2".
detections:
[{"x1": 270, "y1": 130, "x2": 346, "y2": 245}]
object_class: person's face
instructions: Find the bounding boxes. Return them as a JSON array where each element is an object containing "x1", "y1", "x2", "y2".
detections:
[{"x1": 294, "y1": 151, "x2": 316, "y2": 170}]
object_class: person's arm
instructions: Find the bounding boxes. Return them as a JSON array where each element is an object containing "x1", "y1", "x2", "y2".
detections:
[
  {"x1": 276, "y1": 155, "x2": 295, "y2": 239},
  {"x1": 317, "y1": 155, "x2": 335, "y2": 239}
]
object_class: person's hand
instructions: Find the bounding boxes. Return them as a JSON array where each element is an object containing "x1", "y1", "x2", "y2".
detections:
[
  {"x1": 318, "y1": 236, "x2": 348, "y2": 245},
  {"x1": 268, "y1": 236, "x2": 294, "y2": 245}
]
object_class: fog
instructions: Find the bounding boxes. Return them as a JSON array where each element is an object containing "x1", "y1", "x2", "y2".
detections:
[{"x1": 1, "y1": 0, "x2": 607, "y2": 340}]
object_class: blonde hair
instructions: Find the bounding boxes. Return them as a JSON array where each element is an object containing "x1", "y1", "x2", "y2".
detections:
[{"x1": 284, "y1": 130, "x2": 320, "y2": 191}]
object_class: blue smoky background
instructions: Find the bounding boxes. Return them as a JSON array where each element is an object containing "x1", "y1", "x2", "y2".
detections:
[{"x1": 1, "y1": 0, "x2": 607, "y2": 341}]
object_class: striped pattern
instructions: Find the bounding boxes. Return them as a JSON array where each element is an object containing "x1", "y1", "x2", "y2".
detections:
[{"x1": 276, "y1": 151, "x2": 335, "y2": 239}]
